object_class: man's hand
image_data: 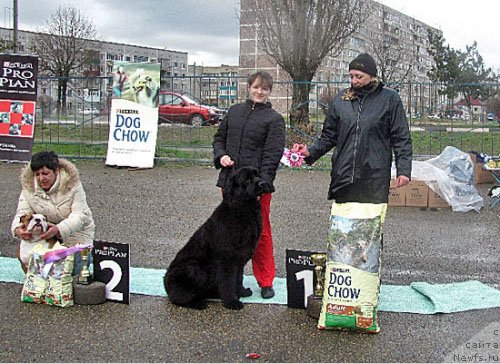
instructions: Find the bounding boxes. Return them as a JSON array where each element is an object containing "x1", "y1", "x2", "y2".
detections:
[
  {"x1": 292, "y1": 143, "x2": 310, "y2": 157},
  {"x1": 396, "y1": 175, "x2": 410, "y2": 188}
]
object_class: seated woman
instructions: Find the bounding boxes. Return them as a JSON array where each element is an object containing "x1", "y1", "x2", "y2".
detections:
[{"x1": 11, "y1": 151, "x2": 95, "y2": 274}]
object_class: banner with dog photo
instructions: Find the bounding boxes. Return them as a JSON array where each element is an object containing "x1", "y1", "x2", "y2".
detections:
[
  {"x1": 106, "y1": 61, "x2": 160, "y2": 168},
  {"x1": 0, "y1": 54, "x2": 38, "y2": 163}
]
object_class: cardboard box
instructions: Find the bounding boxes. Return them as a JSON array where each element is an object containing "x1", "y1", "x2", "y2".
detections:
[
  {"x1": 405, "y1": 180, "x2": 429, "y2": 207},
  {"x1": 388, "y1": 179, "x2": 406, "y2": 206},
  {"x1": 427, "y1": 189, "x2": 449, "y2": 208},
  {"x1": 469, "y1": 153, "x2": 495, "y2": 184},
  {"x1": 473, "y1": 163, "x2": 494, "y2": 184}
]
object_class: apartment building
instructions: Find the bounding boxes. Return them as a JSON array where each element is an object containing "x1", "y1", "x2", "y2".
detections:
[
  {"x1": 239, "y1": 0, "x2": 441, "y2": 114},
  {"x1": 0, "y1": 26, "x2": 188, "y2": 112},
  {"x1": 187, "y1": 64, "x2": 239, "y2": 108}
]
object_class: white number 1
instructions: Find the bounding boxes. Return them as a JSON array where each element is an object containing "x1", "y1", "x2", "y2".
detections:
[{"x1": 295, "y1": 270, "x2": 314, "y2": 308}]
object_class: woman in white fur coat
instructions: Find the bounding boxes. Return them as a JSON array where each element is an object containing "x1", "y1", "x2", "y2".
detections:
[{"x1": 11, "y1": 151, "x2": 95, "y2": 273}]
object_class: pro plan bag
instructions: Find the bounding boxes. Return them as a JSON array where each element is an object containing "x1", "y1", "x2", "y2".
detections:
[
  {"x1": 318, "y1": 202, "x2": 387, "y2": 333},
  {"x1": 21, "y1": 242, "x2": 74, "y2": 307}
]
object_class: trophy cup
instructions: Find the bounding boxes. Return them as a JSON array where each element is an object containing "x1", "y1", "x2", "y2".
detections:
[
  {"x1": 311, "y1": 253, "x2": 327, "y2": 297},
  {"x1": 73, "y1": 245, "x2": 106, "y2": 305},
  {"x1": 306, "y1": 253, "x2": 327, "y2": 319},
  {"x1": 77, "y1": 248, "x2": 92, "y2": 285}
]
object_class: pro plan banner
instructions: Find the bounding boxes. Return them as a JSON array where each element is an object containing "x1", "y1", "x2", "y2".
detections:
[
  {"x1": 0, "y1": 54, "x2": 38, "y2": 162},
  {"x1": 106, "y1": 61, "x2": 160, "y2": 168}
]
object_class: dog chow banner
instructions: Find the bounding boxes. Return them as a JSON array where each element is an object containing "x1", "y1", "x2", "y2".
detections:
[
  {"x1": 0, "y1": 54, "x2": 38, "y2": 162},
  {"x1": 106, "y1": 61, "x2": 160, "y2": 168}
]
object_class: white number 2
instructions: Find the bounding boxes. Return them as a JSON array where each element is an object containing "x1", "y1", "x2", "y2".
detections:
[
  {"x1": 99, "y1": 260, "x2": 123, "y2": 301},
  {"x1": 295, "y1": 270, "x2": 314, "y2": 308}
]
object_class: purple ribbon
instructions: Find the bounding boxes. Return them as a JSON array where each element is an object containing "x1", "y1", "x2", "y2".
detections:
[{"x1": 43, "y1": 243, "x2": 93, "y2": 264}]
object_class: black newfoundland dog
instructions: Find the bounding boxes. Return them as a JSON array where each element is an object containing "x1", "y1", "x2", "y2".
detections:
[{"x1": 164, "y1": 166, "x2": 263, "y2": 310}]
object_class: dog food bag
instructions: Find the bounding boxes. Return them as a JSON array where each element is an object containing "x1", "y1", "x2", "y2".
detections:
[
  {"x1": 317, "y1": 202, "x2": 387, "y2": 333},
  {"x1": 21, "y1": 242, "x2": 74, "y2": 307}
]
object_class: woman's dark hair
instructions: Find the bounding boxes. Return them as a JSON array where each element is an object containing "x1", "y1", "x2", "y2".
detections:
[
  {"x1": 30, "y1": 151, "x2": 60, "y2": 172},
  {"x1": 248, "y1": 71, "x2": 273, "y2": 90}
]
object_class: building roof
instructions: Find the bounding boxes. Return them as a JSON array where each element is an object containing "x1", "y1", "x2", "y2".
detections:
[{"x1": 455, "y1": 97, "x2": 485, "y2": 107}]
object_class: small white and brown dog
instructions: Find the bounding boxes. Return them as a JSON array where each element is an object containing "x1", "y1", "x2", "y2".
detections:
[{"x1": 18, "y1": 213, "x2": 58, "y2": 272}]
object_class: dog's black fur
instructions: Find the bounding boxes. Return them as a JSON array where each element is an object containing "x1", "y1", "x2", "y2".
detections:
[{"x1": 164, "y1": 166, "x2": 263, "y2": 310}]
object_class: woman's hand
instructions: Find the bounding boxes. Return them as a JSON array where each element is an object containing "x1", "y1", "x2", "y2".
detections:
[
  {"x1": 220, "y1": 155, "x2": 235, "y2": 167},
  {"x1": 15, "y1": 226, "x2": 32, "y2": 240},
  {"x1": 292, "y1": 143, "x2": 310, "y2": 158},
  {"x1": 40, "y1": 223, "x2": 60, "y2": 241}
]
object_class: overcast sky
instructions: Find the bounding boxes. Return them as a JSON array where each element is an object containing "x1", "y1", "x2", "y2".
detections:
[{"x1": 1, "y1": 0, "x2": 499, "y2": 70}]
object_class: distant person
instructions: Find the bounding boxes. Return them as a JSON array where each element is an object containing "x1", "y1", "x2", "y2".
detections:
[
  {"x1": 11, "y1": 151, "x2": 95, "y2": 274},
  {"x1": 293, "y1": 53, "x2": 412, "y2": 203},
  {"x1": 213, "y1": 70, "x2": 285, "y2": 299}
]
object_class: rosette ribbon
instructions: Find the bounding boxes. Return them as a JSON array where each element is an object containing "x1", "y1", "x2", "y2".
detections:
[{"x1": 281, "y1": 148, "x2": 304, "y2": 168}]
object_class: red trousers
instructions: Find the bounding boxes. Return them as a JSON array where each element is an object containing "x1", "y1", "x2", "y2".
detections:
[{"x1": 253, "y1": 193, "x2": 275, "y2": 288}]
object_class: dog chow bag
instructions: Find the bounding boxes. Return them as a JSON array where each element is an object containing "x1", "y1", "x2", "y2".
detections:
[
  {"x1": 318, "y1": 202, "x2": 387, "y2": 333},
  {"x1": 21, "y1": 242, "x2": 74, "y2": 307}
]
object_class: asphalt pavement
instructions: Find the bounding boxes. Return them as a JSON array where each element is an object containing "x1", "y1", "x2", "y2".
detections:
[{"x1": 0, "y1": 160, "x2": 499, "y2": 363}]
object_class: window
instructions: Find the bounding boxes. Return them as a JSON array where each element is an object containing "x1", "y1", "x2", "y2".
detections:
[
  {"x1": 160, "y1": 93, "x2": 182, "y2": 105},
  {"x1": 134, "y1": 55, "x2": 149, "y2": 62}
]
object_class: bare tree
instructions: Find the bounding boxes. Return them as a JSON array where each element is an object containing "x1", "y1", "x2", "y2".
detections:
[
  {"x1": 368, "y1": 32, "x2": 414, "y2": 86},
  {"x1": 245, "y1": 0, "x2": 368, "y2": 133},
  {"x1": 32, "y1": 6, "x2": 97, "y2": 113}
]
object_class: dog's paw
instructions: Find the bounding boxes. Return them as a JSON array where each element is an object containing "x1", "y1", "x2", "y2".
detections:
[
  {"x1": 223, "y1": 300, "x2": 244, "y2": 310},
  {"x1": 237, "y1": 287, "x2": 253, "y2": 297}
]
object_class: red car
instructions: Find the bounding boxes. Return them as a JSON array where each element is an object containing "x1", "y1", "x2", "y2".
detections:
[{"x1": 158, "y1": 91, "x2": 224, "y2": 126}]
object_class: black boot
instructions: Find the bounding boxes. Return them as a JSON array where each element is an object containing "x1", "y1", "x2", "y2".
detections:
[{"x1": 261, "y1": 286, "x2": 274, "y2": 299}]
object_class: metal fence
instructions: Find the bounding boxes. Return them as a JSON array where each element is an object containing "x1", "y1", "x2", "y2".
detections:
[{"x1": 33, "y1": 76, "x2": 500, "y2": 165}]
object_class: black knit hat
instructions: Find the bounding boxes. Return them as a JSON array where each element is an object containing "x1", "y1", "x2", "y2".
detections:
[{"x1": 349, "y1": 53, "x2": 377, "y2": 77}]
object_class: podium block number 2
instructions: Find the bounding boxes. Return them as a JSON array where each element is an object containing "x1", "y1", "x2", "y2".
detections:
[{"x1": 99, "y1": 260, "x2": 123, "y2": 301}]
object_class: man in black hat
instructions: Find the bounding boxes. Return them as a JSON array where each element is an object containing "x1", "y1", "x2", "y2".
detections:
[{"x1": 293, "y1": 53, "x2": 412, "y2": 203}]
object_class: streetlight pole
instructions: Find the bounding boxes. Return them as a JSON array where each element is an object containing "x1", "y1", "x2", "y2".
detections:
[{"x1": 12, "y1": 0, "x2": 18, "y2": 53}]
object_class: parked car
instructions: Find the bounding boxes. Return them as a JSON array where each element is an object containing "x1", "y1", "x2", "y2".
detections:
[
  {"x1": 487, "y1": 112, "x2": 495, "y2": 121},
  {"x1": 158, "y1": 91, "x2": 223, "y2": 126}
]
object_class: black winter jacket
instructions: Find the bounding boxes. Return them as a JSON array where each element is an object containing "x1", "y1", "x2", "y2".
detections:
[
  {"x1": 306, "y1": 82, "x2": 412, "y2": 203},
  {"x1": 213, "y1": 99, "x2": 286, "y2": 192}
]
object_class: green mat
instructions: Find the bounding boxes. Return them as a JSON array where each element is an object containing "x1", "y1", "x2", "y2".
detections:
[{"x1": 2, "y1": 256, "x2": 499, "y2": 313}]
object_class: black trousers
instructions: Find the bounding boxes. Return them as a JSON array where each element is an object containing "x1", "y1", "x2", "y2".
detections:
[{"x1": 332, "y1": 177, "x2": 390, "y2": 204}]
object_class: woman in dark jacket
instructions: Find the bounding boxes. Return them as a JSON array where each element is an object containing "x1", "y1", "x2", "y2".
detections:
[
  {"x1": 213, "y1": 70, "x2": 285, "y2": 299},
  {"x1": 294, "y1": 53, "x2": 412, "y2": 203}
]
